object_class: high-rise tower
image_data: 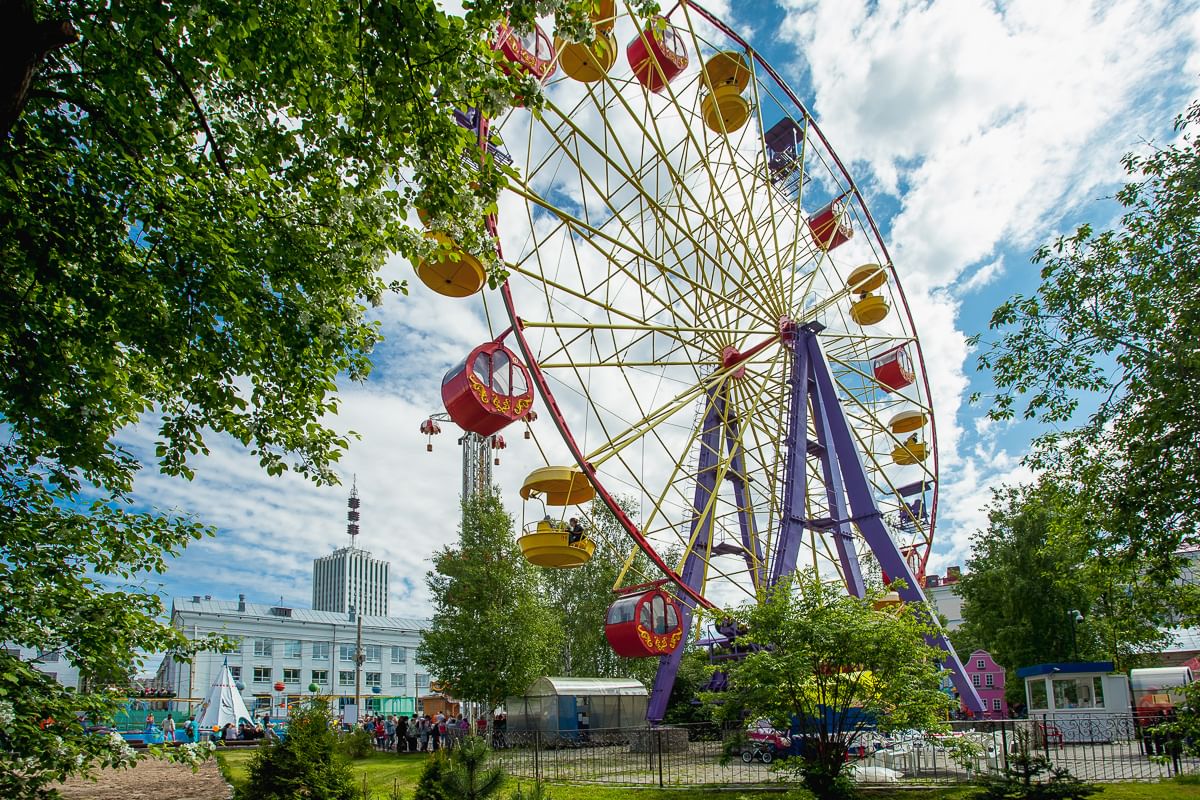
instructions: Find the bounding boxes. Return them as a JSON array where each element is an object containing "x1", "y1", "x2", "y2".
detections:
[{"x1": 312, "y1": 479, "x2": 390, "y2": 616}]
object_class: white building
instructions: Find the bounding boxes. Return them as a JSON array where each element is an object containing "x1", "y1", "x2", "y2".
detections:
[
  {"x1": 312, "y1": 546, "x2": 390, "y2": 617},
  {"x1": 158, "y1": 596, "x2": 429, "y2": 718},
  {"x1": 924, "y1": 566, "x2": 965, "y2": 629},
  {"x1": 3, "y1": 645, "x2": 82, "y2": 690}
]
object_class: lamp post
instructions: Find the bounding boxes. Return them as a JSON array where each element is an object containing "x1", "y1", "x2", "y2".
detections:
[{"x1": 1068, "y1": 609, "x2": 1083, "y2": 661}]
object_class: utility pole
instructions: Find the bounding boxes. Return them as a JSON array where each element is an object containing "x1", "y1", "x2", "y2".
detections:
[{"x1": 354, "y1": 607, "x2": 364, "y2": 718}]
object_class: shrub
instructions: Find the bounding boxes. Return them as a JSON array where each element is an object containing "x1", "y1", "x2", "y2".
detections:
[
  {"x1": 337, "y1": 726, "x2": 375, "y2": 760},
  {"x1": 242, "y1": 699, "x2": 356, "y2": 800}
]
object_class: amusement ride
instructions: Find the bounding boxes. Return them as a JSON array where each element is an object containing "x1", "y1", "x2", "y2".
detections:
[{"x1": 416, "y1": 0, "x2": 984, "y2": 721}]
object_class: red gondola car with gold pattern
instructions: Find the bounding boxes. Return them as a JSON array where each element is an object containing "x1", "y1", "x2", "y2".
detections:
[
  {"x1": 605, "y1": 587, "x2": 684, "y2": 658},
  {"x1": 442, "y1": 342, "x2": 534, "y2": 436},
  {"x1": 627, "y1": 17, "x2": 688, "y2": 93},
  {"x1": 496, "y1": 22, "x2": 557, "y2": 83}
]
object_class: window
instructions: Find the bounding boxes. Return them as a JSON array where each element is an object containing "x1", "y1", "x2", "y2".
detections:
[
  {"x1": 1053, "y1": 677, "x2": 1100, "y2": 709},
  {"x1": 222, "y1": 637, "x2": 242, "y2": 654},
  {"x1": 364, "y1": 644, "x2": 381, "y2": 663},
  {"x1": 36, "y1": 649, "x2": 60, "y2": 663},
  {"x1": 311, "y1": 670, "x2": 328, "y2": 686},
  {"x1": 1029, "y1": 679, "x2": 1049, "y2": 710},
  {"x1": 416, "y1": 674, "x2": 429, "y2": 690},
  {"x1": 391, "y1": 673, "x2": 407, "y2": 688},
  {"x1": 1093, "y1": 677, "x2": 1105, "y2": 706},
  {"x1": 971, "y1": 673, "x2": 981, "y2": 687},
  {"x1": 985, "y1": 673, "x2": 994, "y2": 687},
  {"x1": 339, "y1": 671, "x2": 355, "y2": 687},
  {"x1": 253, "y1": 639, "x2": 273, "y2": 657},
  {"x1": 229, "y1": 666, "x2": 242, "y2": 681},
  {"x1": 993, "y1": 699, "x2": 1002, "y2": 712},
  {"x1": 283, "y1": 640, "x2": 302, "y2": 659},
  {"x1": 391, "y1": 646, "x2": 407, "y2": 664},
  {"x1": 253, "y1": 695, "x2": 271, "y2": 712},
  {"x1": 976, "y1": 659, "x2": 985, "y2": 669},
  {"x1": 282, "y1": 668, "x2": 301, "y2": 684},
  {"x1": 253, "y1": 667, "x2": 272, "y2": 683},
  {"x1": 312, "y1": 642, "x2": 330, "y2": 661},
  {"x1": 339, "y1": 644, "x2": 357, "y2": 662},
  {"x1": 365, "y1": 672, "x2": 381, "y2": 688}
]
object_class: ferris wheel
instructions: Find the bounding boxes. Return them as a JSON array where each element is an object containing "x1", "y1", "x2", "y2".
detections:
[{"x1": 414, "y1": 0, "x2": 982, "y2": 720}]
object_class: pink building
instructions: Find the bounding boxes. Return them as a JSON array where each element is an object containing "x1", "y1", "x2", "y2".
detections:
[{"x1": 963, "y1": 649, "x2": 1009, "y2": 719}]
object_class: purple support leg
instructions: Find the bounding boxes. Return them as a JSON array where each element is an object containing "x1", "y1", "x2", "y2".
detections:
[
  {"x1": 770, "y1": 328, "x2": 811, "y2": 586},
  {"x1": 802, "y1": 331, "x2": 984, "y2": 714},
  {"x1": 647, "y1": 389, "x2": 725, "y2": 721}
]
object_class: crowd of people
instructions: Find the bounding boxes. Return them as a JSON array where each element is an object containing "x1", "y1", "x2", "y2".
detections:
[{"x1": 350, "y1": 712, "x2": 508, "y2": 752}]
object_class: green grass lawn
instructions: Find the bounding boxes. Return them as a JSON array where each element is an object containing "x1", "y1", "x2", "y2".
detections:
[{"x1": 216, "y1": 749, "x2": 1198, "y2": 800}]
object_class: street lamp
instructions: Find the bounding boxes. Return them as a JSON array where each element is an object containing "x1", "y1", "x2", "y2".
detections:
[{"x1": 1068, "y1": 610, "x2": 1084, "y2": 661}]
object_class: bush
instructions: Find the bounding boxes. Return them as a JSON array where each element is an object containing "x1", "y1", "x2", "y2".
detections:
[
  {"x1": 337, "y1": 726, "x2": 375, "y2": 760},
  {"x1": 242, "y1": 699, "x2": 356, "y2": 800}
]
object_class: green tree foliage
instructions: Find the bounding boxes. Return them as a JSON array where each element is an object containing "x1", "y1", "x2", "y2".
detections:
[
  {"x1": 711, "y1": 571, "x2": 953, "y2": 800},
  {"x1": 0, "y1": 0, "x2": 654, "y2": 793},
  {"x1": 954, "y1": 480, "x2": 1180, "y2": 683},
  {"x1": 419, "y1": 491, "x2": 562, "y2": 710},
  {"x1": 971, "y1": 99, "x2": 1200, "y2": 582},
  {"x1": 442, "y1": 736, "x2": 506, "y2": 800},
  {"x1": 243, "y1": 699, "x2": 356, "y2": 800},
  {"x1": 538, "y1": 499, "x2": 657, "y2": 686}
]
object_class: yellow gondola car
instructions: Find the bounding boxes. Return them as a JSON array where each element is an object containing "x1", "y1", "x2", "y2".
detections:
[{"x1": 519, "y1": 519, "x2": 596, "y2": 567}]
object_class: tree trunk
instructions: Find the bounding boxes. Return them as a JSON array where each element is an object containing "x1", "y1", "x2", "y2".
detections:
[{"x1": 1, "y1": 0, "x2": 77, "y2": 137}]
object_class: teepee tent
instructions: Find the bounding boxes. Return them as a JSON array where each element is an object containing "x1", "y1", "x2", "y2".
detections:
[{"x1": 196, "y1": 660, "x2": 253, "y2": 732}]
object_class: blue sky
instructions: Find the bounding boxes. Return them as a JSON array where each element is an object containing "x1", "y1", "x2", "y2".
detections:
[{"x1": 114, "y1": 0, "x2": 1200, "y2": 649}]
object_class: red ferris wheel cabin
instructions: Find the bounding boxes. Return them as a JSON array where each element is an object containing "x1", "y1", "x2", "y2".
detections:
[
  {"x1": 605, "y1": 588, "x2": 684, "y2": 658},
  {"x1": 441, "y1": 342, "x2": 534, "y2": 436}
]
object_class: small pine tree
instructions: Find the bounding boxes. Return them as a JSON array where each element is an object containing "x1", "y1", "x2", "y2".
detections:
[
  {"x1": 443, "y1": 736, "x2": 506, "y2": 800},
  {"x1": 243, "y1": 699, "x2": 356, "y2": 800},
  {"x1": 413, "y1": 751, "x2": 453, "y2": 800},
  {"x1": 974, "y1": 730, "x2": 1098, "y2": 800}
]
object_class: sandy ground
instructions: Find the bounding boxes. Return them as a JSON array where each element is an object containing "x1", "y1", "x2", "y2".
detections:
[{"x1": 54, "y1": 757, "x2": 232, "y2": 800}]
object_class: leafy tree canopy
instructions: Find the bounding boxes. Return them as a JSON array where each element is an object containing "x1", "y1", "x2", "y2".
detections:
[
  {"x1": 710, "y1": 572, "x2": 953, "y2": 799},
  {"x1": 418, "y1": 491, "x2": 563, "y2": 711},
  {"x1": 970, "y1": 99, "x2": 1200, "y2": 573},
  {"x1": 953, "y1": 479, "x2": 1186, "y2": 684}
]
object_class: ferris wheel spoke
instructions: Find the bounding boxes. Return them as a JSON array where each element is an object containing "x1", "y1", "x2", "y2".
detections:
[
  {"x1": 576, "y1": 71, "x2": 787, "y2": 320},
  {"x1": 506, "y1": 175, "x2": 775, "y2": 333}
]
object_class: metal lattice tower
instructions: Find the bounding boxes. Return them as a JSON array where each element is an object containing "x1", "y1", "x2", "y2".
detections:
[{"x1": 459, "y1": 432, "x2": 493, "y2": 502}]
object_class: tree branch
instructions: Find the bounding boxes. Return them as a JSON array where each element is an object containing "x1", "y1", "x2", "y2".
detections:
[{"x1": 152, "y1": 48, "x2": 230, "y2": 176}]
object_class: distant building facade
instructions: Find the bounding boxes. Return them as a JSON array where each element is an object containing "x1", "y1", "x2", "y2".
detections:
[
  {"x1": 923, "y1": 566, "x2": 964, "y2": 630},
  {"x1": 963, "y1": 649, "x2": 1009, "y2": 718},
  {"x1": 312, "y1": 546, "x2": 390, "y2": 616},
  {"x1": 2, "y1": 645, "x2": 82, "y2": 690},
  {"x1": 158, "y1": 596, "x2": 428, "y2": 718}
]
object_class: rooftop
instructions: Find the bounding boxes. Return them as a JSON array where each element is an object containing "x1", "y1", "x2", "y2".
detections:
[{"x1": 172, "y1": 597, "x2": 428, "y2": 631}]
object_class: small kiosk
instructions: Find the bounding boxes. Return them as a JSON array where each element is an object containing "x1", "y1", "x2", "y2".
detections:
[{"x1": 1017, "y1": 662, "x2": 1132, "y2": 743}]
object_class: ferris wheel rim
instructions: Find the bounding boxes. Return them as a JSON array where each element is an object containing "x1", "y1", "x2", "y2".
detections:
[
  {"x1": 492, "y1": 0, "x2": 940, "y2": 604},
  {"x1": 681, "y1": 0, "x2": 941, "y2": 548}
]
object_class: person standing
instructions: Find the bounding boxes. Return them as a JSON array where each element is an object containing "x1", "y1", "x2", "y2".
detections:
[
  {"x1": 417, "y1": 715, "x2": 430, "y2": 752},
  {"x1": 407, "y1": 716, "x2": 419, "y2": 753},
  {"x1": 430, "y1": 715, "x2": 442, "y2": 751},
  {"x1": 184, "y1": 716, "x2": 197, "y2": 743},
  {"x1": 384, "y1": 716, "x2": 396, "y2": 751},
  {"x1": 162, "y1": 714, "x2": 176, "y2": 742}
]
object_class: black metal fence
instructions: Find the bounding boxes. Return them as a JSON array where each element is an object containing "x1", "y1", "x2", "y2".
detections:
[{"x1": 489, "y1": 715, "x2": 1198, "y2": 787}]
